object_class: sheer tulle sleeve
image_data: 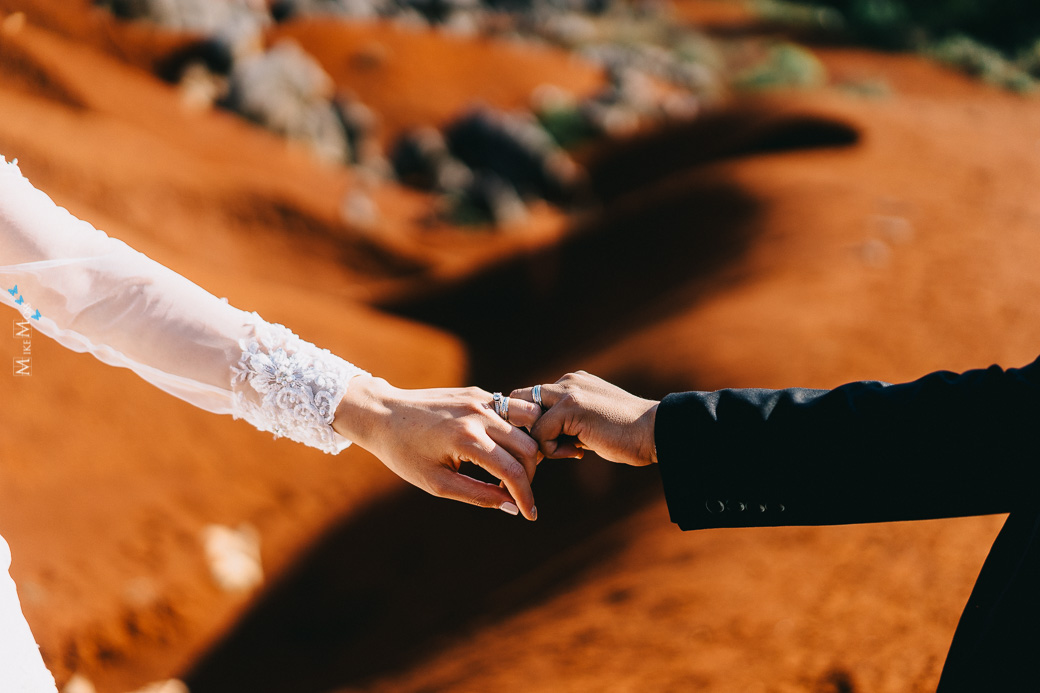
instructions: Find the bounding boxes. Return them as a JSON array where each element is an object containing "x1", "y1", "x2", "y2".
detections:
[{"x1": 0, "y1": 157, "x2": 368, "y2": 453}]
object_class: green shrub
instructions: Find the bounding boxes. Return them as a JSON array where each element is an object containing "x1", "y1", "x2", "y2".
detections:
[
  {"x1": 733, "y1": 42, "x2": 828, "y2": 90},
  {"x1": 927, "y1": 35, "x2": 1037, "y2": 92},
  {"x1": 757, "y1": 0, "x2": 1040, "y2": 91},
  {"x1": 535, "y1": 105, "x2": 598, "y2": 149},
  {"x1": 800, "y1": 0, "x2": 1040, "y2": 53}
]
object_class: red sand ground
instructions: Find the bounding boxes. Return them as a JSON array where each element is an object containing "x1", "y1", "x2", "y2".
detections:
[
  {"x1": 2, "y1": 2, "x2": 1040, "y2": 692},
  {"x1": 0, "y1": 6, "x2": 470, "y2": 690},
  {"x1": 353, "y1": 51, "x2": 1040, "y2": 693},
  {"x1": 271, "y1": 18, "x2": 605, "y2": 146}
]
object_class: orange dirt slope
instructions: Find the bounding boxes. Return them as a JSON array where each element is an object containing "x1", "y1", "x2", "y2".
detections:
[
  {"x1": 0, "y1": 7, "x2": 469, "y2": 692},
  {"x1": 349, "y1": 51, "x2": 1040, "y2": 693},
  {"x1": 4, "y1": 2, "x2": 1040, "y2": 693}
]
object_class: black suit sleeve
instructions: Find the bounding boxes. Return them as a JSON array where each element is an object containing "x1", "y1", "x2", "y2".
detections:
[{"x1": 655, "y1": 356, "x2": 1040, "y2": 529}]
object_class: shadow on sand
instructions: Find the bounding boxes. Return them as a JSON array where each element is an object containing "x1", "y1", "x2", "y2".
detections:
[
  {"x1": 183, "y1": 103, "x2": 859, "y2": 693},
  {"x1": 380, "y1": 103, "x2": 859, "y2": 386},
  {"x1": 183, "y1": 462, "x2": 660, "y2": 693}
]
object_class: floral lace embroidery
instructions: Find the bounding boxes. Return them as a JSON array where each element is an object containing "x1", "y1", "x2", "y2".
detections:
[{"x1": 230, "y1": 314, "x2": 368, "y2": 454}]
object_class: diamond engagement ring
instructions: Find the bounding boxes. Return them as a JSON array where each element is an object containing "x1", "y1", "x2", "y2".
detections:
[{"x1": 492, "y1": 392, "x2": 511, "y2": 422}]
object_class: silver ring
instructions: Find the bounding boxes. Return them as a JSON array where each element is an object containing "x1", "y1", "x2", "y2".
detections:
[
  {"x1": 492, "y1": 392, "x2": 504, "y2": 417},
  {"x1": 501, "y1": 396, "x2": 510, "y2": 422},
  {"x1": 533, "y1": 384, "x2": 545, "y2": 411}
]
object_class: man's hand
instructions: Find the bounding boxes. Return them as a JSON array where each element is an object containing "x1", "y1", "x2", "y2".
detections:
[{"x1": 512, "y1": 371, "x2": 659, "y2": 466}]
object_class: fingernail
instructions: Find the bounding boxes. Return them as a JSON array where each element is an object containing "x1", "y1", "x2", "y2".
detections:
[
  {"x1": 500, "y1": 502, "x2": 519, "y2": 516},
  {"x1": 530, "y1": 505, "x2": 538, "y2": 521}
]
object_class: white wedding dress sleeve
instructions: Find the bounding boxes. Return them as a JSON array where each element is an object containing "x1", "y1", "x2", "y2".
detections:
[
  {"x1": 0, "y1": 155, "x2": 371, "y2": 691},
  {"x1": 0, "y1": 156, "x2": 369, "y2": 454}
]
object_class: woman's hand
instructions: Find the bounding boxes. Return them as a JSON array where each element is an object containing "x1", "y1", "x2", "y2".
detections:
[
  {"x1": 512, "y1": 371, "x2": 659, "y2": 467},
  {"x1": 332, "y1": 376, "x2": 542, "y2": 519}
]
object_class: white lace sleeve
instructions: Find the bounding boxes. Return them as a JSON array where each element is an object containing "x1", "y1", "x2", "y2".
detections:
[
  {"x1": 231, "y1": 314, "x2": 368, "y2": 453},
  {"x1": 0, "y1": 156, "x2": 368, "y2": 454}
]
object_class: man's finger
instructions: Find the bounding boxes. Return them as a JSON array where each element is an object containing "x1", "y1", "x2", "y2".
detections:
[
  {"x1": 551, "y1": 438, "x2": 584, "y2": 458},
  {"x1": 511, "y1": 384, "x2": 565, "y2": 411},
  {"x1": 465, "y1": 436, "x2": 537, "y2": 520},
  {"x1": 530, "y1": 404, "x2": 578, "y2": 459}
]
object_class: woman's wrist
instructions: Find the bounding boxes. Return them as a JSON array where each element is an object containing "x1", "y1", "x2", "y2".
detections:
[{"x1": 332, "y1": 375, "x2": 396, "y2": 449}]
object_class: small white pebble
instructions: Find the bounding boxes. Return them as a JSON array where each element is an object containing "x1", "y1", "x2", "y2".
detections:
[
  {"x1": 202, "y1": 523, "x2": 263, "y2": 593},
  {"x1": 872, "y1": 214, "x2": 915, "y2": 244},
  {"x1": 856, "y1": 238, "x2": 891, "y2": 267},
  {"x1": 341, "y1": 190, "x2": 380, "y2": 232},
  {"x1": 61, "y1": 674, "x2": 96, "y2": 693}
]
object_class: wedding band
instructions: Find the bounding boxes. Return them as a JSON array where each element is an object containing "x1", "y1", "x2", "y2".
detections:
[
  {"x1": 533, "y1": 384, "x2": 545, "y2": 411},
  {"x1": 501, "y1": 396, "x2": 510, "y2": 422},
  {"x1": 492, "y1": 392, "x2": 504, "y2": 417}
]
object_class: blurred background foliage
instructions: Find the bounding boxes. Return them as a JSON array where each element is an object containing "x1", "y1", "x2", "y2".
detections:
[{"x1": 758, "y1": 0, "x2": 1040, "y2": 91}]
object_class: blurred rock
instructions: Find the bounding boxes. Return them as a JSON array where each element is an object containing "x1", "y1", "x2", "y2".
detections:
[
  {"x1": 404, "y1": 0, "x2": 481, "y2": 24},
  {"x1": 440, "y1": 9, "x2": 482, "y2": 36},
  {"x1": 451, "y1": 172, "x2": 529, "y2": 227},
  {"x1": 333, "y1": 94, "x2": 381, "y2": 166},
  {"x1": 157, "y1": 37, "x2": 235, "y2": 83},
  {"x1": 178, "y1": 62, "x2": 228, "y2": 111},
  {"x1": 579, "y1": 99, "x2": 639, "y2": 136},
  {"x1": 202, "y1": 523, "x2": 263, "y2": 593},
  {"x1": 582, "y1": 41, "x2": 719, "y2": 96},
  {"x1": 660, "y1": 91, "x2": 700, "y2": 121},
  {"x1": 531, "y1": 83, "x2": 578, "y2": 112},
  {"x1": 444, "y1": 106, "x2": 578, "y2": 204},
  {"x1": 531, "y1": 11, "x2": 598, "y2": 46},
  {"x1": 271, "y1": 0, "x2": 393, "y2": 21},
  {"x1": 392, "y1": 127, "x2": 474, "y2": 192},
  {"x1": 101, "y1": 0, "x2": 270, "y2": 53},
  {"x1": 483, "y1": 0, "x2": 612, "y2": 15},
  {"x1": 222, "y1": 40, "x2": 350, "y2": 163},
  {"x1": 606, "y1": 64, "x2": 657, "y2": 111}
]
